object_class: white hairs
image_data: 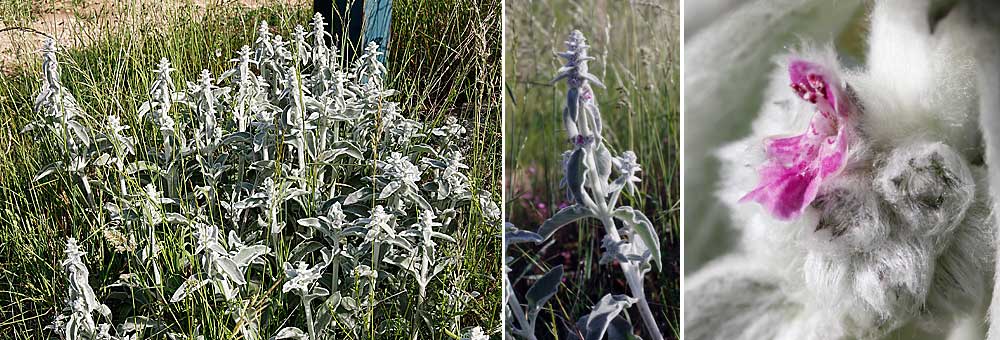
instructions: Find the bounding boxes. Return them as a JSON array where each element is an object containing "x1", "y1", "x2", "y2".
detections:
[{"x1": 686, "y1": 0, "x2": 997, "y2": 338}]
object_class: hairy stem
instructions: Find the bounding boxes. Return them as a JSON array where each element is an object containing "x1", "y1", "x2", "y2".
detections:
[
  {"x1": 304, "y1": 297, "x2": 316, "y2": 340},
  {"x1": 505, "y1": 276, "x2": 537, "y2": 340},
  {"x1": 599, "y1": 215, "x2": 662, "y2": 340}
]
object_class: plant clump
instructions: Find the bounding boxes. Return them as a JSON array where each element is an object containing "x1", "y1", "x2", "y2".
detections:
[{"x1": 30, "y1": 12, "x2": 497, "y2": 340}]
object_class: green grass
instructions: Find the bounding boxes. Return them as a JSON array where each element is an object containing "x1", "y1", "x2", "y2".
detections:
[
  {"x1": 0, "y1": 0, "x2": 501, "y2": 339},
  {"x1": 504, "y1": 0, "x2": 679, "y2": 338}
]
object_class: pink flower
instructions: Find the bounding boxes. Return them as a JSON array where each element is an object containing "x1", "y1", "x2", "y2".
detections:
[{"x1": 741, "y1": 60, "x2": 854, "y2": 220}]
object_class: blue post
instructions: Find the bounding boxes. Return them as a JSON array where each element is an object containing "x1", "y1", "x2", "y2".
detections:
[
  {"x1": 363, "y1": 0, "x2": 391, "y2": 63},
  {"x1": 315, "y1": 0, "x2": 392, "y2": 63}
]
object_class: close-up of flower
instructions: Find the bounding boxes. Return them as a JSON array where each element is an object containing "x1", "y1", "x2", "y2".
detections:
[
  {"x1": 684, "y1": 0, "x2": 1000, "y2": 339},
  {"x1": 741, "y1": 60, "x2": 855, "y2": 220}
]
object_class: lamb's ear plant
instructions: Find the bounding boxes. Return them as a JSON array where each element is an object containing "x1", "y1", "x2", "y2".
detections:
[
  {"x1": 29, "y1": 12, "x2": 495, "y2": 340},
  {"x1": 26, "y1": 39, "x2": 97, "y2": 205},
  {"x1": 527, "y1": 30, "x2": 664, "y2": 340},
  {"x1": 47, "y1": 238, "x2": 112, "y2": 340},
  {"x1": 280, "y1": 254, "x2": 332, "y2": 340}
]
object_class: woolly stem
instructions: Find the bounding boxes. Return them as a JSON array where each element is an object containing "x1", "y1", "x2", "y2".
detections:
[
  {"x1": 304, "y1": 296, "x2": 316, "y2": 340},
  {"x1": 505, "y1": 276, "x2": 537, "y2": 340},
  {"x1": 331, "y1": 242, "x2": 341, "y2": 293},
  {"x1": 599, "y1": 215, "x2": 662, "y2": 340}
]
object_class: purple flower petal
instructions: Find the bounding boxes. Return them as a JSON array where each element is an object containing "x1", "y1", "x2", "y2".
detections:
[{"x1": 741, "y1": 59, "x2": 852, "y2": 220}]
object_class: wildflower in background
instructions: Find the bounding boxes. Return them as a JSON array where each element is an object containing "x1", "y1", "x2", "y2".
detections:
[{"x1": 741, "y1": 59, "x2": 855, "y2": 220}]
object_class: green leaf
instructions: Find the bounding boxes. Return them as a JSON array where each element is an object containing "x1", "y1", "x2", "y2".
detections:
[
  {"x1": 613, "y1": 206, "x2": 662, "y2": 271},
  {"x1": 537, "y1": 205, "x2": 592, "y2": 240}
]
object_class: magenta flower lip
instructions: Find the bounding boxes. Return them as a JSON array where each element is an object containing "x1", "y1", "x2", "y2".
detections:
[{"x1": 741, "y1": 59, "x2": 852, "y2": 220}]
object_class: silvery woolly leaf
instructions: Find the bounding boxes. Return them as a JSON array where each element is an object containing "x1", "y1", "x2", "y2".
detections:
[
  {"x1": 430, "y1": 231, "x2": 456, "y2": 243},
  {"x1": 566, "y1": 147, "x2": 588, "y2": 204},
  {"x1": 67, "y1": 120, "x2": 91, "y2": 146},
  {"x1": 385, "y1": 236, "x2": 414, "y2": 252},
  {"x1": 231, "y1": 245, "x2": 268, "y2": 268},
  {"x1": 233, "y1": 196, "x2": 267, "y2": 210},
  {"x1": 289, "y1": 241, "x2": 324, "y2": 263},
  {"x1": 344, "y1": 188, "x2": 368, "y2": 206},
  {"x1": 537, "y1": 205, "x2": 592, "y2": 240},
  {"x1": 563, "y1": 86, "x2": 580, "y2": 131},
  {"x1": 598, "y1": 237, "x2": 629, "y2": 265},
  {"x1": 408, "y1": 144, "x2": 436, "y2": 156},
  {"x1": 432, "y1": 259, "x2": 449, "y2": 277},
  {"x1": 379, "y1": 181, "x2": 402, "y2": 199},
  {"x1": 125, "y1": 161, "x2": 164, "y2": 175},
  {"x1": 170, "y1": 277, "x2": 208, "y2": 303},
  {"x1": 525, "y1": 265, "x2": 563, "y2": 322},
  {"x1": 504, "y1": 223, "x2": 543, "y2": 247},
  {"x1": 274, "y1": 327, "x2": 308, "y2": 340},
  {"x1": 221, "y1": 131, "x2": 252, "y2": 145},
  {"x1": 573, "y1": 315, "x2": 635, "y2": 340},
  {"x1": 32, "y1": 162, "x2": 61, "y2": 183},
  {"x1": 319, "y1": 146, "x2": 363, "y2": 163},
  {"x1": 297, "y1": 217, "x2": 321, "y2": 228},
  {"x1": 579, "y1": 294, "x2": 637, "y2": 340},
  {"x1": 595, "y1": 144, "x2": 613, "y2": 182},
  {"x1": 163, "y1": 213, "x2": 189, "y2": 225},
  {"x1": 407, "y1": 190, "x2": 433, "y2": 211},
  {"x1": 309, "y1": 286, "x2": 329, "y2": 299},
  {"x1": 613, "y1": 207, "x2": 661, "y2": 271},
  {"x1": 92, "y1": 153, "x2": 112, "y2": 167},
  {"x1": 607, "y1": 175, "x2": 628, "y2": 196},
  {"x1": 215, "y1": 257, "x2": 247, "y2": 285}
]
